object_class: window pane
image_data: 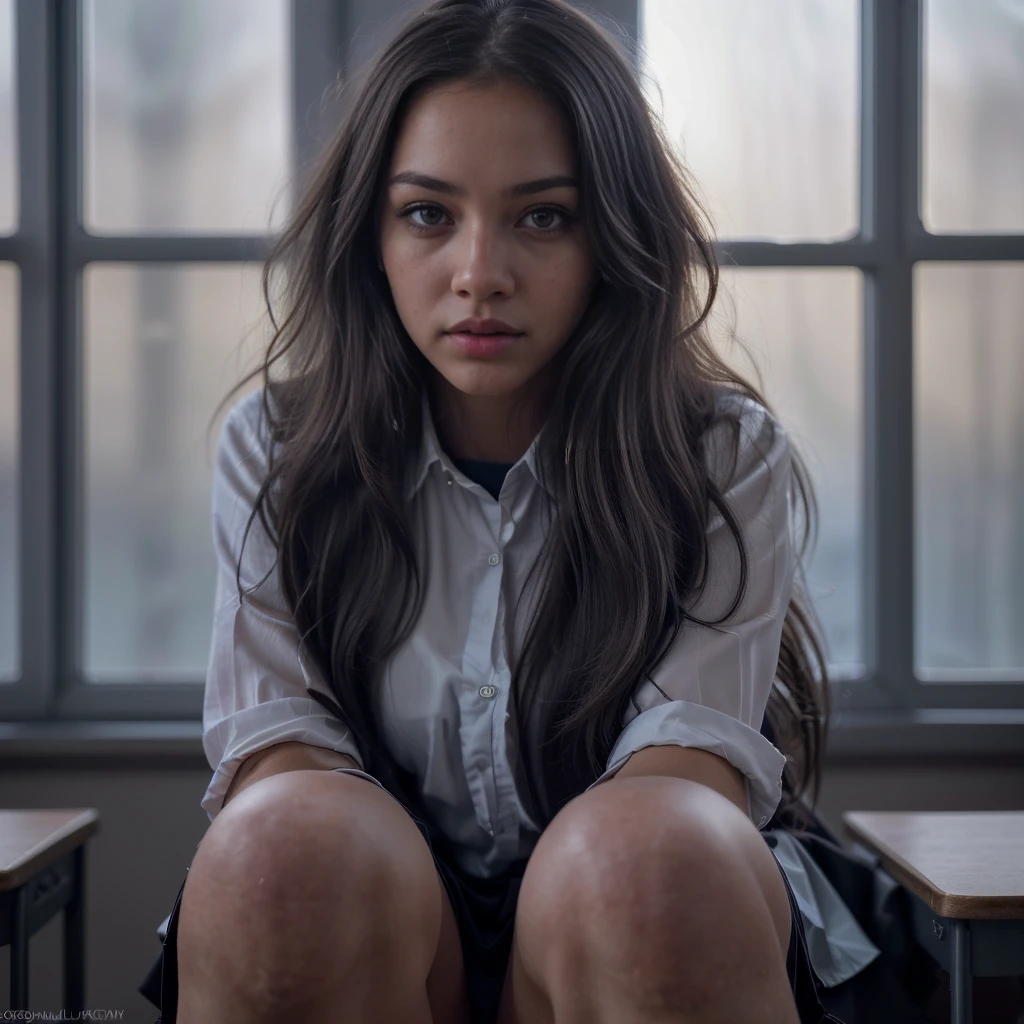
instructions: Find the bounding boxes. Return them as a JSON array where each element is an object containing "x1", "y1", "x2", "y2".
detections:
[
  {"x1": 83, "y1": 264, "x2": 267, "y2": 680},
  {"x1": 0, "y1": 264, "x2": 18, "y2": 679},
  {"x1": 640, "y1": 0, "x2": 858, "y2": 242},
  {"x1": 0, "y1": 0, "x2": 15, "y2": 234},
  {"x1": 713, "y1": 269, "x2": 864, "y2": 675},
  {"x1": 83, "y1": 0, "x2": 292, "y2": 234},
  {"x1": 923, "y1": 0, "x2": 1024, "y2": 233},
  {"x1": 914, "y1": 263, "x2": 1024, "y2": 678}
]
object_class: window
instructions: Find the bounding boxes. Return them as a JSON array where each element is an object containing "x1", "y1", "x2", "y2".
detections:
[
  {"x1": 640, "y1": 0, "x2": 1024, "y2": 729},
  {"x1": 2, "y1": 0, "x2": 1021, "y2": 744},
  {"x1": 709, "y1": 268, "x2": 865, "y2": 677},
  {"x1": 0, "y1": 0, "x2": 340, "y2": 719},
  {"x1": 914, "y1": 263, "x2": 1024, "y2": 679}
]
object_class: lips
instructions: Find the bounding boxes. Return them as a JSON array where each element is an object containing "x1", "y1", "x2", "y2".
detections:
[
  {"x1": 446, "y1": 331, "x2": 521, "y2": 356},
  {"x1": 447, "y1": 317, "x2": 522, "y2": 335}
]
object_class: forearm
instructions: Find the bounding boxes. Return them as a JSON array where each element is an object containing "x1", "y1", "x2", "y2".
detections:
[{"x1": 223, "y1": 740, "x2": 361, "y2": 807}]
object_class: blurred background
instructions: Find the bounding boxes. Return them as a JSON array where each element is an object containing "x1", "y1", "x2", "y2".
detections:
[{"x1": 0, "y1": 0, "x2": 1021, "y2": 1018}]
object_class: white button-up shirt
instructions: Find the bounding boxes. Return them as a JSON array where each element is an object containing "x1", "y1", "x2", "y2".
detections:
[{"x1": 199, "y1": 385, "x2": 880, "y2": 987}]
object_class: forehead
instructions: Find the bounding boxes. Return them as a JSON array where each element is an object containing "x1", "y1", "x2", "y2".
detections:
[{"x1": 388, "y1": 79, "x2": 576, "y2": 182}]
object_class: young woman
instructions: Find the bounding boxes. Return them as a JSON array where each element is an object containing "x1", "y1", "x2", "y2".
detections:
[{"x1": 138, "y1": 1, "x2": 937, "y2": 1022}]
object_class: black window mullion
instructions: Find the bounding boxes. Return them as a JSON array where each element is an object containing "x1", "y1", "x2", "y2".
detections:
[
  {"x1": 858, "y1": 0, "x2": 916, "y2": 711},
  {"x1": 69, "y1": 235, "x2": 275, "y2": 264},
  {"x1": 4, "y1": 0, "x2": 59, "y2": 719},
  {"x1": 293, "y1": 0, "x2": 348, "y2": 196},
  {"x1": 908, "y1": 234, "x2": 1024, "y2": 262},
  {"x1": 57, "y1": 0, "x2": 84, "y2": 718},
  {"x1": 715, "y1": 241, "x2": 877, "y2": 269}
]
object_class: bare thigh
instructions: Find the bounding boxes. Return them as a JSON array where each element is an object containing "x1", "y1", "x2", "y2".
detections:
[
  {"x1": 176, "y1": 769, "x2": 470, "y2": 1024},
  {"x1": 426, "y1": 862, "x2": 471, "y2": 1024}
]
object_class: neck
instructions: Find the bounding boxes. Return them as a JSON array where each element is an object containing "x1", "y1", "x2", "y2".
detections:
[{"x1": 430, "y1": 374, "x2": 553, "y2": 463}]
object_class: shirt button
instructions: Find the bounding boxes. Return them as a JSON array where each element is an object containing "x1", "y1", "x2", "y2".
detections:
[
  {"x1": 479, "y1": 684, "x2": 497, "y2": 699},
  {"x1": 488, "y1": 552, "x2": 500, "y2": 566}
]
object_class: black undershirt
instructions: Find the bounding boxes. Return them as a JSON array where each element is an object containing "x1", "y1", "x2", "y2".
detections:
[{"x1": 450, "y1": 457, "x2": 515, "y2": 501}]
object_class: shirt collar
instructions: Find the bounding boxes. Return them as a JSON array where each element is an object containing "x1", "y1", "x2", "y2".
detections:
[{"x1": 404, "y1": 389, "x2": 559, "y2": 502}]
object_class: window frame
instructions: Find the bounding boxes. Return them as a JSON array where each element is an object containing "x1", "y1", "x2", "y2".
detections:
[
  {"x1": 2, "y1": 0, "x2": 339, "y2": 721},
  {"x1": 1, "y1": 0, "x2": 1022, "y2": 751},
  {"x1": 648, "y1": 0, "x2": 1024, "y2": 723}
]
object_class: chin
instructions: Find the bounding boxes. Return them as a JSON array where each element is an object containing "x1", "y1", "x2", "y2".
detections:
[{"x1": 443, "y1": 370, "x2": 527, "y2": 397}]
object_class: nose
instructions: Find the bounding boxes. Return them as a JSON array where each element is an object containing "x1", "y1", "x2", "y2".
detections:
[{"x1": 451, "y1": 228, "x2": 514, "y2": 296}]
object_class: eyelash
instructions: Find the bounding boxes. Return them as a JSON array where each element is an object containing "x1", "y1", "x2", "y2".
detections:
[{"x1": 397, "y1": 202, "x2": 576, "y2": 236}]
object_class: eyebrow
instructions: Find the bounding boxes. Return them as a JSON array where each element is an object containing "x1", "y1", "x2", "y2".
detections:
[{"x1": 387, "y1": 171, "x2": 579, "y2": 197}]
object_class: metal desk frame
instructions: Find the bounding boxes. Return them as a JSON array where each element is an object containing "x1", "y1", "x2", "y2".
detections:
[
  {"x1": 906, "y1": 885, "x2": 1024, "y2": 1024},
  {"x1": 0, "y1": 844, "x2": 85, "y2": 1011}
]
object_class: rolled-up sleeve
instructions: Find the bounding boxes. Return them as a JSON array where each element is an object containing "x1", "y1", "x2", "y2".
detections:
[
  {"x1": 201, "y1": 390, "x2": 368, "y2": 821},
  {"x1": 583, "y1": 394, "x2": 795, "y2": 829}
]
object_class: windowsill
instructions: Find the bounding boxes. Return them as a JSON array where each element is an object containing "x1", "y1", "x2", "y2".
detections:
[
  {"x1": 823, "y1": 707, "x2": 1024, "y2": 760},
  {"x1": 0, "y1": 720, "x2": 207, "y2": 761},
  {"x1": 0, "y1": 710, "x2": 1022, "y2": 765}
]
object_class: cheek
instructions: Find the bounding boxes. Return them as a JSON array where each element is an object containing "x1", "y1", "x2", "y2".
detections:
[
  {"x1": 381, "y1": 230, "x2": 422, "y2": 286},
  {"x1": 387, "y1": 263, "x2": 435, "y2": 320},
  {"x1": 545, "y1": 257, "x2": 597, "y2": 317}
]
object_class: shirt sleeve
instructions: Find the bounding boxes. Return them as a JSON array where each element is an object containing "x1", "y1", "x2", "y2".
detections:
[
  {"x1": 582, "y1": 393, "x2": 795, "y2": 829},
  {"x1": 201, "y1": 389, "x2": 371, "y2": 822}
]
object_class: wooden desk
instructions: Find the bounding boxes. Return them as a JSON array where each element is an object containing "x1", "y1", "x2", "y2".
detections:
[
  {"x1": 843, "y1": 811, "x2": 1024, "y2": 1024},
  {"x1": 0, "y1": 809, "x2": 100, "y2": 1011}
]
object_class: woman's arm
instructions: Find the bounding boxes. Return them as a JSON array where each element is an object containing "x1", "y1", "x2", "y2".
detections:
[
  {"x1": 203, "y1": 396, "x2": 369, "y2": 818},
  {"x1": 223, "y1": 741, "x2": 361, "y2": 806}
]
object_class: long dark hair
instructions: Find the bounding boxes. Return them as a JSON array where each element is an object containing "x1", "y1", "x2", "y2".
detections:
[{"x1": 211, "y1": 0, "x2": 830, "y2": 833}]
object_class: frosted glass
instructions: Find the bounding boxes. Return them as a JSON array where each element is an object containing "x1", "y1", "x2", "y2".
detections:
[
  {"x1": 0, "y1": 0, "x2": 15, "y2": 234},
  {"x1": 83, "y1": 0, "x2": 292, "y2": 234},
  {"x1": 640, "y1": 0, "x2": 859, "y2": 242},
  {"x1": 923, "y1": 0, "x2": 1024, "y2": 233},
  {"x1": 0, "y1": 264, "x2": 17, "y2": 679},
  {"x1": 914, "y1": 263, "x2": 1024, "y2": 678},
  {"x1": 713, "y1": 268, "x2": 864, "y2": 675},
  {"x1": 82, "y1": 264, "x2": 268, "y2": 680}
]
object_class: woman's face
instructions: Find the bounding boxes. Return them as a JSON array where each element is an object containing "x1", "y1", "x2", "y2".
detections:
[{"x1": 378, "y1": 77, "x2": 600, "y2": 460}]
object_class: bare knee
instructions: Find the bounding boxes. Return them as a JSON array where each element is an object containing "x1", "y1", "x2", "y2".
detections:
[
  {"x1": 177, "y1": 769, "x2": 442, "y2": 1009},
  {"x1": 515, "y1": 778, "x2": 792, "y2": 1005}
]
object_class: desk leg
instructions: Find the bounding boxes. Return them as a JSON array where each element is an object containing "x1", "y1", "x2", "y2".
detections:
[
  {"x1": 8, "y1": 884, "x2": 29, "y2": 1009},
  {"x1": 64, "y1": 845, "x2": 85, "y2": 1012},
  {"x1": 950, "y1": 919, "x2": 972, "y2": 1024}
]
